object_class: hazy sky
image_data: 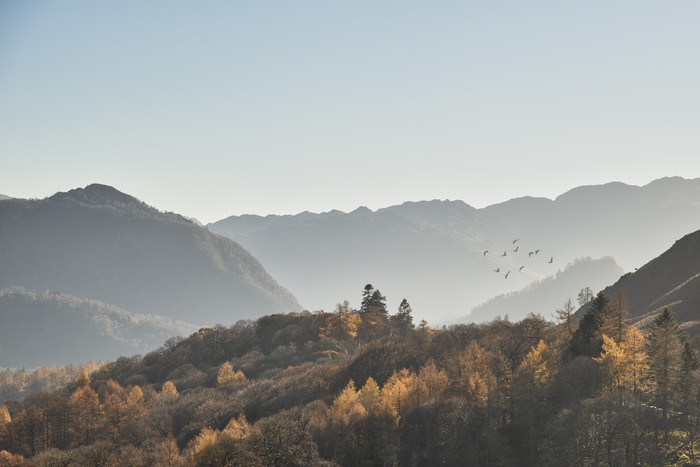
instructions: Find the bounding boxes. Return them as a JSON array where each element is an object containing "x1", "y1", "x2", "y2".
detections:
[{"x1": 1, "y1": 1, "x2": 699, "y2": 223}]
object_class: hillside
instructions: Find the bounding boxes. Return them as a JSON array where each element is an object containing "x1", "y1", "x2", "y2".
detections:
[
  {"x1": 1, "y1": 296, "x2": 698, "y2": 466},
  {"x1": 209, "y1": 177, "x2": 700, "y2": 322},
  {"x1": 0, "y1": 287, "x2": 196, "y2": 369},
  {"x1": 582, "y1": 228, "x2": 700, "y2": 332},
  {"x1": 0, "y1": 184, "x2": 301, "y2": 325},
  {"x1": 467, "y1": 256, "x2": 624, "y2": 323}
]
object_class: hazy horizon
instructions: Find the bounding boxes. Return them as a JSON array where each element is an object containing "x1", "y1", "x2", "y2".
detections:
[{"x1": 2, "y1": 2, "x2": 699, "y2": 223}]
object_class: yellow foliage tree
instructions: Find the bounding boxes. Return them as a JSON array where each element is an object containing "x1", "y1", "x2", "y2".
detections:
[
  {"x1": 331, "y1": 380, "x2": 368, "y2": 427},
  {"x1": 594, "y1": 327, "x2": 650, "y2": 394},
  {"x1": 0, "y1": 405, "x2": 10, "y2": 425},
  {"x1": 381, "y1": 370, "x2": 410, "y2": 421},
  {"x1": 189, "y1": 427, "x2": 219, "y2": 457},
  {"x1": 126, "y1": 385, "x2": 144, "y2": 406},
  {"x1": 418, "y1": 359, "x2": 448, "y2": 402},
  {"x1": 217, "y1": 361, "x2": 236, "y2": 387},
  {"x1": 624, "y1": 326, "x2": 650, "y2": 395},
  {"x1": 222, "y1": 414, "x2": 251, "y2": 440},
  {"x1": 320, "y1": 300, "x2": 361, "y2": 341},
  {"x1": 69, "y1": 384, "x2": 103, "y2": 445},
  {"x1": 159, "y1": 381, "x2": 179, "y2": 402},
  {"x1": 594, "y1": 334, "x2": 628, "y2": 391},
  {"x1": 358, "y1": 377, "x2": 382, "y2": 417},
  {"x1": 515, "y1": 340, "x2": 552, "y2": 393}
]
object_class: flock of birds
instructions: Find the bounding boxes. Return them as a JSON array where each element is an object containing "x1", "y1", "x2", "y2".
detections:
[{"x1": 483, "y1": 238, "x2": 553, "y2": 279}]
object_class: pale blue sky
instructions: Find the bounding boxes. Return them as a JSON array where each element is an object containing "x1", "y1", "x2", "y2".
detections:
[{"x1": 1, "y1": 1, "x2": 699, "y2": 223}]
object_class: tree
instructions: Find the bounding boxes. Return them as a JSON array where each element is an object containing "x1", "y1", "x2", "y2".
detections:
[
  {"x1": 217, "y1": 362, "x2": 236, "y2": 388},
  {"x1": 647, "y1": 308, "x2": 683, "y2": 439},
  {"x1": 578, "y1": 287, "x2": 594, "y2": 306},
  {"x1": 514, "y1": 340, "x2": 553, "y2": 461},
  {"x1": 158, "y1": 381, "x2": 179, "y2": 402},
  {"x1": 320, "y1": 301, "x2": 360, "y2": 341},
  {"x1": 601, "y1": 290, "x2": 629, "y2": 344},
  {"x1": 569, "y1": 292, "x2": 608, "y2": 357},
  {"x1": 623, "y1": 326, "x2": 650, "y2": 396},
  {"x1": 126, "y1": 385, "x2": 144, "y2": 406},
  {"x1": 68, "y1": 385, "x2": 102, "y2": 446},
  {"x1": 390, "y1": 299, "x2": 414, "y2": 336},
  {"x1": 555, "y1": 298, "x2": 579, "y2": 339},
  {"x1": 594, "y1": 335, "x2": 630, "y2": 391},
  {"x1": 360, "y1": 284, "x2": 375, "y2": 315}
]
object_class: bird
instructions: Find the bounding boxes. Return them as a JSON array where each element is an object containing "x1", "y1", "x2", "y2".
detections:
[
  {"x1": 528, "y1": 251, "x2": 534, "y2": 257},
  {"x1": 519, "y1": 266, "x2": 525, "y2": 271},
  {"x1": 483, "y1": 250, "x2": 488, "y2": 256},
  {"x1": 501, "y1": 251, "x2": 507, "y2": 256},
  {"x1": 494, "y1": 267, "x2": 500, "y2": 273},
  {"x1": 548, "y1": 257, "x2": 553, "y2": 263},
  {"x1": 513, "y1": 246, "x2": 519, "y2": 252},
  {"x1": 512, "y1": 239, "x2": 519, "y2": 244},
  {"x1": 535, "y1": 249, "x2": 541, "y2": 255},
  {"x1": 505, "y1": 271, "x2": 511, "y2": 279}
]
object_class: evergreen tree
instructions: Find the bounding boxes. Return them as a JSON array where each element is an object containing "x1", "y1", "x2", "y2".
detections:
[
  {"x1": 370, "y1": 289, "x2": 388, "y2": 316},
  {"x1": 568, "y1": 292, "x2": 608, "y2": 357},
  {"x1": 360, "y1": 284, "x2": 374, "y2": 315},
  {"x1": 391, "y1": 299, "x2": 414, "y2": 336}
]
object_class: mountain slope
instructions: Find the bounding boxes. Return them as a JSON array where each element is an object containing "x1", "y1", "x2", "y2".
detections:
[
  {"x1": 0, "y1": 184, "x2": 301, "y2": 325},
  {"x1": 467, "y1": 257, "x2": 624, "y2": 323},
  {"x1": 209, "y1": 177, "x2": 700, "y2": 322},
  {"x1": 0, "y1": 287, "x2": 196, "y2": 368},
  {"x1": 583, "y1": 228, "x2": 700, "y2": 329}
]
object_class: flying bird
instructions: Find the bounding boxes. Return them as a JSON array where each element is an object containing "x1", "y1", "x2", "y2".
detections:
[
  {"x1": 494, "y1": 268, "x2": 500, "y2": 273},
  {"x1": 519, "y1": 266, "x2": 525, "y2": 271},
  {"x1": 548, "y1": 257, "x2": 553, "y2": 263},
  {"x1": 528, "y1": 251, "x2": 534, "y2": 257},
  {"x1": 501, "y1": 251, "x2": 507, "y2": 256},
  {"x1": 513, "y1": 246, "x2": 519, "y2": 252},
  {"x1": 505, "y1": 271, "x2": 511, "y2": 279},
  {"x1": 483, "y1": 250, "x2": 488, "y2": 256},
  {"x1": 535, "y1": 249, "x2": 541, "y2": 255},
  {"x1": 512, "y1": 239, "x2": 519, "y2": 244}
]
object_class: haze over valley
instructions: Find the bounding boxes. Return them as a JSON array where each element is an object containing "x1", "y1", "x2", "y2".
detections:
[{"x1": 2, "y1": 2, "x2": 700, "y2": 465}]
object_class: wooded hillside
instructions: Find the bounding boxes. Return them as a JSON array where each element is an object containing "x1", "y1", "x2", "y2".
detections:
[{"x1": 1, "y1": 284, "x2": 698, "y2": 466}]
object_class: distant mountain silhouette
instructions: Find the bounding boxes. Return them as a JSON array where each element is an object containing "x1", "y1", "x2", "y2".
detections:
[
  {"x1": 466, "y1": 257, "x2": 624, "y2": 323},
  {"x1": 578, "y1": 228, "x2": 700, "y2": 334},
  {"x1": 0, "y1": 194, "x2": 11, "y2": 200},
  {"x1": 0, "y1": 184, "x2": 301, "y2": 325},
  {"x1": 209, "y1": 177, "x2": 700, "y2": 322},
  {"x1": 0, "y1": 287, "x2": 196, "y2": 369}
]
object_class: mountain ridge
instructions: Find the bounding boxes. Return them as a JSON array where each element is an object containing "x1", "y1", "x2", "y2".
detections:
[
  {"x1": 0, "y1": 184, "x2": 301, "y2": 326},
  {"x1": 209, "y1": 176, "x2": 700, "y2": 322}
]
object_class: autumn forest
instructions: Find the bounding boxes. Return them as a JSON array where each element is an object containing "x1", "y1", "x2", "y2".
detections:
[{"x1": 1, "y1": 284, "x2": 699, "y2": 466}]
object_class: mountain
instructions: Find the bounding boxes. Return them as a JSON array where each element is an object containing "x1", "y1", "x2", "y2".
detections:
[
  {"x1": 467, "y1": 257, "x2": 624, "y2": 323},
  {"x1": 0, "y1": 287, "x2": 196, "y2": 369},
  {"x1": 0, "y1": 194, "x2": 11, "y2": 200},
  {"x1": 0, "y1": 184, "x2": 301, "y2": 325},
  {"x1": 579, "y1": 228, "x2": 700, "y2": 333},
  {"x1": 208, "y1": 177, "x2": 700, "y2": 323}
]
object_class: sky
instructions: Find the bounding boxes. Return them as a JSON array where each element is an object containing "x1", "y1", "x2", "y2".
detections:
[{"x1": 1, "y1": 1, "x2": 699, "y2": 224}]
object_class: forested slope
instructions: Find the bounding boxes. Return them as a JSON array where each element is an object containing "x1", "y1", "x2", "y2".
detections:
[
  {"x1": 0, "y1": 185, "x2": 301, "y2": 325},
  {"x1": 1, "y1": 283, "x2": 699, "y2": 466},
  {"x1": 0, "y1": 288, "x2": 195, "y2": 369}
]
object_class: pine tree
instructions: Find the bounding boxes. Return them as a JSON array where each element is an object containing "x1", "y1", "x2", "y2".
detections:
[
  {"x1": 391, "y1": 299, "x2": 414, "y2": 336},
  {"x1": 568, "y1": 292, "x2": 608, "y2": 357},
  {"x1": 360, "y1": 284, "x2": 374, "y2": 315}
]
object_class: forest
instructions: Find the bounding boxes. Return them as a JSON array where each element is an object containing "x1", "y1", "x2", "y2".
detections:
[{"x1": 1, "y1": 284, "x2": 699, "y2": 466}]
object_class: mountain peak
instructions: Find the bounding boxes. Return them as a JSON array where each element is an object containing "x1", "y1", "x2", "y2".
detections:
[{"x1": 50, "y1": 184, "x2": 145, "y2": 208}]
